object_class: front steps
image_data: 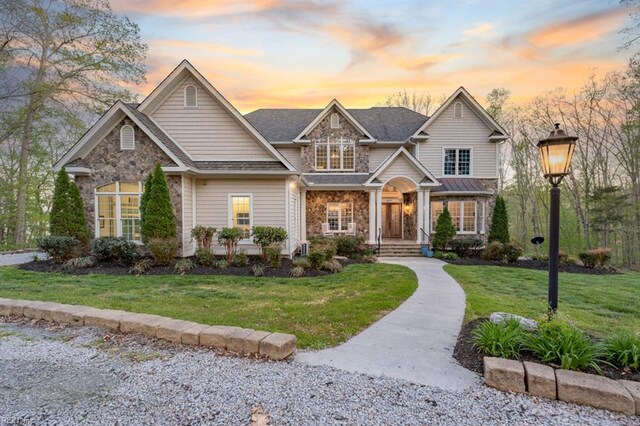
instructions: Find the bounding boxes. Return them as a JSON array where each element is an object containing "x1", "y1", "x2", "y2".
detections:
[{"x1": 374, "y1": 243, "x2": 423, "y2": 257}]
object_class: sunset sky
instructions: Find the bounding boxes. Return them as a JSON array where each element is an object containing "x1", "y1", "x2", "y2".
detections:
[{"x1": 112, "y1": 0, "x2": 633, "y2": 113}]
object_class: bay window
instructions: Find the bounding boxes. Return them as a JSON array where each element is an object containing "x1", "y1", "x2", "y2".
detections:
[
  {"x1": 430, "y1": 200, "x2": 477, "y2": 234},
  {"x1": 315, "y1": 137, "x2": 355, "y2": 171},
  {"x1": 95, "y1": 182, "x2": 142, "y2": 241}
]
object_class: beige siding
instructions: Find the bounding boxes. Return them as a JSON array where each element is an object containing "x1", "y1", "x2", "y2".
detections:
[
  {"x1": 369, "y1": 147, "x2": 398, "y2": 171},
  {"x1": 377, "y1": 154, "x2": 424, "y2": 185},
  {"x1": 276, "y1": 146, "x2": 301, "y2": 171},
  {"x1": 152, "y1": 77, "x2": 275, "y2": 161},
  {"x1": 418, "y1": 95, "x2": 497, "y2": 178},
  {"x1": 182, "y1": 176, "x2": 195, "y2": 256}
]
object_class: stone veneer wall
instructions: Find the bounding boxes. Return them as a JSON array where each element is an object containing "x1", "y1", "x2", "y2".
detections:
[
  {"x1": 301, "y1": 107, "x2": 369, "y2": 173},
  {"x1": 402, "y1": 192, "x2": 417, "y2": 241},
  {"x1": 73, "y1": 117, "x2": 183, "y2": 251},
  {"x1": 305, "y1": 191, "x2": 369, "y2": 240}
]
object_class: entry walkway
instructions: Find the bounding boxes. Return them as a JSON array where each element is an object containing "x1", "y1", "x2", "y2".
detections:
[
  {"x1": 0, "y1": 252, "x2": 45, "y2": 266},
  {"x1": 296, "y1": 257, "x2": 479, "y2": 390}
]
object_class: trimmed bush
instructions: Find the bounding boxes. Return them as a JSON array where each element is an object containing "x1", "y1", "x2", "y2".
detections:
[
  {"x1": 251, "y1": 264, "x2": 264, "y2": 277},
  {"x1": 130, "y1": 258, "x2": 152, "y2": 276},
  {"x1": 481, "y1": 241, "x2": 504, "y2": 261},
  {"x1": 579, "y1": 247, "x2": 612, "y2": 268},
  {"x1": 604, "y1": 333, "x2": 640, "y2": 370},
  {"x1": 264, "y1": 244, "x2": 282, "y2": 268},
  {"x1": 252, "y1": 226, "x2": 287, "y2": 260},
  {"x1": 91, "y1": 237, "x2": 137, "y2": 266},
  {"x1": 503, "y1": 241, "x2": 524, "y2": 263},
  {"x1": 488, "y1": 195, "x2": 509, "y2": 243},
  {"x1": 449, "y1": 235, "x2": 483, "y2": 257},
  {"x1": 217, "y1": 227, "x2": 243, "y2": 263},
  {"x1": 62, "y1": 255, "x2": 97, "y2": 271},
  {"x1": 473, "y1": 319, "x2": 526, "y2": 359},
  {"x1": 443, "y1": 252, "x2": 458, "y2": 260},
  {"x1": 191, "y1": 226, "x2": 216, "y2": 251},
  {"x1": 432, "y1": 206, "x2": 456, "y2": 250},
  {"x1": 232, "y1": 251, "x2": 249, "y2": 267},
  {"x1": 141, "y1": 163, "x2": 176, "y2": 242},
  {"x1": 148, "y1": 238, "x2": 178, "y2": 266},
  {"x1": 292, "y1": 257, "x2": 311, "y2": 268},
  {"x1": 37, "y1": 236, "x2": 79, "y2": 262},
  {"x1": 50, "y1": 167, "x2": 90, "y2": 245},
  {"x1": 195, "y1": 249, "x2": 215, "y2": 266},
  {"x1": 434, "y1": 251, "x2": 445, "y2": 260},
  {"x1": 307, "y1": 248, "x2": 326, "y2": 270},
  {"x1": 335, "y1": 235, "x2": 365, "y2": 257},
  {"x1": 289, "y1": 266, "x2": 305, "y2": 278},
  {"x1": 174, "y1": 258, "x2": 194, "y2": 275}
]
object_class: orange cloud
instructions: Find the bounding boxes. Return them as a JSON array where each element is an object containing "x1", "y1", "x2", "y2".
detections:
[
  {"x1": 463, "y1": 23, "x2": 495, "y2": 39},
  {"x1": 110, "y1": 0, "x2": 281, "y2": 18},
  {"x1": 150, "y1": 39, "x2": 261, "y2": 57}
]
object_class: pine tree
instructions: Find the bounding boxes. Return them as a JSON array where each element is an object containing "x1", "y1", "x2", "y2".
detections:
[
  {"x1": 433, "y1": 206, "x2": 457, "y2": 250},
  {"x1": 49, "y1": 167, "x2": 89, "y2": 244},
  {"x1": 139, "y1": 172, "x2": 154, "y2": 242},
  {"x1": 141, "y1": 163, "x2": 176, "y2": 240},
  {"x1": 489, "y1": 195, "x2": 510, "y2": 243}
]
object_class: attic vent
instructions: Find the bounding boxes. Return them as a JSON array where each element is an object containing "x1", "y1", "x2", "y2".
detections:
[
  {"x1": 184, "y1": 85, "x2": 197, "y2": 107},
  {"x1": 120, "y1": 125, "x2": 135, "y2": 150},
  {"x1": 330, "y1": 113, "x2": 339, "y2": 129},
  {"x1": 454, "y1": 102, "x2": 463, "y2": 119}
]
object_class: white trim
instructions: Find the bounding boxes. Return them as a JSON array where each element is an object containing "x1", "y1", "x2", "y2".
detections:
[
  {"x1": 293, "y1": 99, "x2": 376, "y2": 143},
  {"x1": 192, "y1": 179, "x2": 197, "y2": 230},
  {"x1": 368, "y1": 190, "x2": 376, "y2": 244},
  {"x1": 180, "y1": 176, "x2": 186, "y2": 256},
  {"x1": 441, "y1": 147, "x2": 473, "y2": 177},
  {"x1": 325, "y1": 202, "x2": 354, "y2": 233},
  {"x1": 416, "y1": 190, "x2": 424, "y2": 244},
  {"x1": 184, "y1": 84, "x2": 198, "y2": 108},
  {"x1": 330, "y1": 113, "x2": 339, "y2": 129},
  {"x1": 301, "y1": 189, "x2": 307, "y2": 242},
  {"x1": 285, "y1": 179, "x2": 291, "y2": 253},
  {"x1": 65, "y1": 167, "x2": 91, "y2": 175},
  {"x1": 480, "y1": 201, "x2": 486, "y2": 234},
  {"x1": 365, "y1": 146, "x2": 439, "y2": 186},
  {"x1": 376, "y1": 189, "x2": 382, "y2": 243},
  {"x1": 228, "y1": 193, "x2": 253, "y2": 243},
  {"x1": 94, "y1": 181, "x2": 143, "y2": 241},
  {"x1": 314, "y1": 137, "x2": 356, "y2": 171}
]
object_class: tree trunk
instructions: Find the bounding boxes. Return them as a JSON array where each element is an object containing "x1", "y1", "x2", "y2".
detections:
[{"x1": 14, "y1": 103, "x2": 36, "y2": 244}]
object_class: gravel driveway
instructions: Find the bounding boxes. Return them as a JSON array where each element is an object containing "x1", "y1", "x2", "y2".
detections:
[{"x1": 0, "y1": 320, "x2": 636, "y2": 426}]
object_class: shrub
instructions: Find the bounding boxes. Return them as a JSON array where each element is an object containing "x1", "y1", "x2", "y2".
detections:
[
  {"x1": 363, "y1": 247, "x2": 374, "y2": 257},
  {"x1": 309, "y1": 235, "x2": 332, "y2": 245},
  {"x1": 432, "y1": 206, "x2": 456, "y2": 250},
  {"x1": 213, "y1": 259, "x2": 229, "y2": 270},
  {"x1": 579, "y1": 247, "x2": 611, "y2": 268},
  {"x1": 174, "y1": 258, "x2": 194, "y2": 274},
  {"x1": 91, "y1": 237, "x2": 137, "y2": 266},
  {"x1": 62, "y1": 255, "x2": 97, "y2": 271},
  {"x1": 217, "y1": 227, "x2": 243, "y2": 263},
  {"x1": 252, "y1": 226, "x2": 287, "y2": 260},
  {"x1": 130, "y1": 258, "x2": 153, "y2": 276},
  {"x1": 321, "y1": 259, "x2": 342, "y2": 273},
  {"x1": 195, "y1": 249, "x2": 215, "y2": 267},
  {"x1": 503, "y1": 241, "x2": 524, "y2": 263},
  {"x1": 141, "y1": 163, "x2": 177, "y2": 242},
  {"x1": 473, "y1": 319, "x2": 526, "y2": 359},
  {"x1": 292, "y1": 257, "x2": 311, "y2": 268},
  {"x1": 334, "y1": 235, "x2": 365, "y2": 257},
  {"x1": 147, "y1": 238, "x2": 178, "y2": 266},
  {"x1": 307, "y1": 248, "x2": 326, "y2": 269},
  {"x1": 191, "y1": 226, "x2": 216, "y2": 251},
  {"x1": 37, "y1": 236, "x2": 79, "y2": 262},
  {"x1": 449, "y1": 236, "x2": 483, "y2": 257},
  {"x1": 488, "y1": 195, "x2": 509, "y2": 244},
  {"x1": 525, "y1": 321, "x2": 602, "y2": 372},
  {"x1": 481, "y1": 241, "x2": 504, "y2": 261},
  {"x1": 604, "y1": 333, "x2": 640, "y2": 370},
  {"x1": 232, "y1": 251, "x2": 248, "y2": 267},
  {"x1": 289, "y1": 266, "x2": 305, "y2": 277},
  {"x1": 433, "y1": 251, "x2": 445, "y2": 260},
  {"x1": 444, "y1": 252, "x2": 458, "y2": 260},
  {"x1": 50, "y1": 167, "x2": 90, "y2": 245},
  {"x1": 564, "y1": 255, "x2": 578, "y2": 265},
  {"x1": 264, "y1": 244, "x2": 282, "y2": 268},
  {"x1": 251, "y1": 264, "x2": 264, "y2": 277},
  {"x1": 362, "y1": 254, "x2": 377, "y2": 263}
]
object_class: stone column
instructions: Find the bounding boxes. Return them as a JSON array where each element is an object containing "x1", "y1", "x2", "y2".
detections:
[
  {"x1": 376, "y1": 189, "x2": 383, "y2": 244},
  {"x1": 301, "y1": 189, "x2": 307, "y2": 241},
  {"x1": 368, "y1": 190, "x2": 376, "y2": 244},
  {"x1": 416, "y1": 190, "x2": 424, "y2": 244}
]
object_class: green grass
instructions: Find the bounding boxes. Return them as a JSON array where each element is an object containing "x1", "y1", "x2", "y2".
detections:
[
  {"x1": 444, "y1": 264, "x2": 640, "y2": 338},
  {"x1": 0, "y1": 264, "x2": 417, "y2": 349}
]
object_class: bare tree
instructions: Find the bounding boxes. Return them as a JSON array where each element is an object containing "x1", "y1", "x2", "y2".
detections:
[{"x1": 382, "y1": 90, "x2": 445, "y2": 116}]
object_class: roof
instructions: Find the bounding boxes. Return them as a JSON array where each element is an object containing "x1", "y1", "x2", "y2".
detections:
[
  {"x1": 245, "y1": 107, "x2": 428, "y2": 142},
  {"x1": 304, "y1": 174, "x2": 378, "y2": 186},
  {"x1": 193, "y1": 161, "x2": 287, "y2": 171},
  {"x1": 431, "y1": 178, "x2": 491, "y2": 194}
]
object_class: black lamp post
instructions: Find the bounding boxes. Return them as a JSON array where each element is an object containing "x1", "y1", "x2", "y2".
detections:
[{"x1": 537, "y1": 123, "x2": 577, "y2": 316}]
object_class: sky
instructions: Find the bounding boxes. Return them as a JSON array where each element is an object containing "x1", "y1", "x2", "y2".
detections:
[{"x1": 111, "y1": 0, "x2": 635, "y2": 113}]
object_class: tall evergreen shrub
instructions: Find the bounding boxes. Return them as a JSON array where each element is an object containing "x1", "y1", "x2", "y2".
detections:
[
  {"x1": 140, "y1": 163, "x2": 176, "y2": 240},
  {"x1": 432, "y1": 206, "x2": 457, "y2": 250},
  {"x1": 49, "y1": 167, "x2": 89, "y2": 244},
  {"x1": 489, "y1": 195, "x2": 510, "y2": 244}
]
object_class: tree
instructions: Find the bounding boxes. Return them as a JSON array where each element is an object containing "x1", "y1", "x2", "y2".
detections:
[
  {"x1": 486, "y1": 88, "x2": 511, "y2": 119},
  {"x1": 2, "y1": 0, "x2": 147, "y2": 244},
  {"x1": 49, "y1": 167, "x2": 89, "y2": 244},
  {"x1": 140, "y1": 163, "x2": 176, "y2": 241},
  {"x1": 489, "y1": 196, "x2": 510, "y2": 243},
  {"x1": 432, "y1": 206, "x2": 456, "y2": 250},
  {"x1": 139, "y1": 172, "x2": 154, "y2": 240},
  {"x1": 382, "y1": 90, "x2": 445, "y2": 116}
]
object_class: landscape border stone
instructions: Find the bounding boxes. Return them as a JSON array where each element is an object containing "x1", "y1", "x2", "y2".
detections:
[{"x1": 0, "y1": 298, "x2": 296, "y2": 360}]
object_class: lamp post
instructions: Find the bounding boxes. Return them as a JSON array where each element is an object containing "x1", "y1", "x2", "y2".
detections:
[{"x1": 537, "y1": 123, "x2": 577, "y2": 317}]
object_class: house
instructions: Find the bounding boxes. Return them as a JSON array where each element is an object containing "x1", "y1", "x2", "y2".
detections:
[{"x1": 53, "y1": 60, "x2": 509, "y2": 257}]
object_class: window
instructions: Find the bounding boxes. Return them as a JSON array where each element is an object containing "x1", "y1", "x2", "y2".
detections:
[
  {"x1": 95, "y1": 182, "x2": 142, "y2": 241},
  {"x1": 443, "y1": 148, "x2": 471, "y2": 176},
  {"x1": 454, "y1": 102, "x2": 463, "y2": 118},
  {"x1": 120, "y1": 125, "x2": 135, "y2": 150},
  {"x1": 330, "y1": 113, "x2": 340, "y2": 129},
  {"x1": 229, "y1": 195, "x2": 252, "y2": 240},
  {"x1": 327, "y1": 202, "x2": 352, "y2": 232},
  {"x1": 431, "y1": 200, "x2": 477, "y2": 234},
  {"x1": 315, "y1": 137, "x2": 355, "y2": 171},
  {"x1": 431, "y1": 201, "x2": 443, "y2": 231},
  {"x1": 184, "y1": 85, "x2": 197, "y2": 107}
]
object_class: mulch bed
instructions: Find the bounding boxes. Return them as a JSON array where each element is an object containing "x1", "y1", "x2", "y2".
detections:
[
  {"x1": 20, "y1": 256, "x2": 360, "y2": 278},
  {"x1": 454, "y1": 318, "x2": 640, "y2": 382},
  {"x1": 446, "y1": 256, "x2": 619, "y2": 275}
]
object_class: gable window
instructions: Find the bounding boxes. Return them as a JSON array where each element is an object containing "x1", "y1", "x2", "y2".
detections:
[
  {"x1": 184, "y1": 85, "x2": 197, "y2": 108},
  {"x1": 443, "y1": 148, "x2": 471, "y2": 176},
  {"x1": 229, "y1": 194, "x2": 252, "y2": 240},
  {"x1": 330, "y1": 113, "x2": 340, "y2": 129},
  {"x1": 315, "y1": 137, "x2": 355, "y2": 171},
  {"x1": 95, "y1": 182, "x2": 142, "y2": 241},
  {"x1": 120, "y1": 125, "x2": 135, "y2": 150},
  {"x1": 431, "y1": 200, "x2": 476, "y2": 234},
  {"x1": 454, "y1": 102, "x2": 463, "y2": 118},
  {"x1": 327, "y1": 202, "x2": 352, "y2": 232}
]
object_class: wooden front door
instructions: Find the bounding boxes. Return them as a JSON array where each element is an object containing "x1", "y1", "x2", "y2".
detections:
[{"x1": 382, "y1": 203, "x2": 402, "y2": 238}]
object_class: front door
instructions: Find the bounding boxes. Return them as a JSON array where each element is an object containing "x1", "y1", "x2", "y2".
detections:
[{"x1": 382, "y1": 203, "x2": 402, "y2": 239}]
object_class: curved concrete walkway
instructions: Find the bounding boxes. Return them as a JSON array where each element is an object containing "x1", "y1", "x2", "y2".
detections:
[
  {"x1": 0, "y1": 252, "x2": 45, "y2": 266},
  {"x1": 296, "y1": 257, "x2": 479, "y2": 391}
]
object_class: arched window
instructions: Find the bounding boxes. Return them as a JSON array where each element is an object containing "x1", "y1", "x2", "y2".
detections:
[
  {"x1": 453, "y1": 102, "x2": 463, "y2": 119},
  {"x1": 330, "y1": 113, "x2": 340, "y2": 129},
  {"x1": 120, "y1": 125, "x2": 135, "y2": 150},
  {"x1": 184, "y1": 85, "x2": 197, "y2": 107},
  {"x1": 95, "y1": 182, "x2": 142, "y2": 241}
]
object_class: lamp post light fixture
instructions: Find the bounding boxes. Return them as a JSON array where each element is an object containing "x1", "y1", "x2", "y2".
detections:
[{"x1": 537, "y1": 123, "x2": 577, "y2": 316}]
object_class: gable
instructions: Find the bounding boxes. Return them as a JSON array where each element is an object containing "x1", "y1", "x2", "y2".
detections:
[
  {"x1": 294, "y1": 99, "x2": 376, "y2": 143},
  {"x1": 307, "y1": 107, "x2": 362, "y2": 142},
  {"x1": 376, "y1": 153, "x2": 427, "y2": 185}
]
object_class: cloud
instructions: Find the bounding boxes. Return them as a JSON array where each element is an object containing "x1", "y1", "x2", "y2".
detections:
[
  {"x1": 462, "y1": 23, "x2": 495, "y2": 39},
  {"x1": 150, "y1": 39, "x2": 261, "y2": 57}
]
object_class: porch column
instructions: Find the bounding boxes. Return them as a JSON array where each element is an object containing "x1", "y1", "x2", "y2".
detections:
[
  {"x1": 376, "y1": 189, "x2": 383, "y2": 244},
  {"x1": 416, "y1": 190, "x2": 424, "y2": 244},
  {"x1": 301, "y1": 189, "x2": 307, "y2": 241},
  {"x1": 368, "y1": 190, "x2": 376, "y2": 244},
  {"x1": 424, "y1": 190, "x2": 431, "y2": 236}
]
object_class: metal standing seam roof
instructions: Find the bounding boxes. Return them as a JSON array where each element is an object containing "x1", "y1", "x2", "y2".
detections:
[
  {"x1": 303, "y1": 174, "x2": 377, "y2": 185},
  {"x1": 431, "y1": 178, "x2": 490, "y2": 193}
]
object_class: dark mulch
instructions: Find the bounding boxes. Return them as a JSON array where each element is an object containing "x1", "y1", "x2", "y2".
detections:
[
  {"x1": 446, "y1": 256, "x2": 619, "y2": 275},
  {"x1": 20, "y1": 256, "x2": 359, "y2": 278},
  {"x1": 454, "y1": 318, "x2": 640, "y2": 382}
]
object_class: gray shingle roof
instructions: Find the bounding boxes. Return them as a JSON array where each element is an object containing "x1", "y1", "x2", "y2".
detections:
[
  {"x1": 431, "y1": 178, "x2": 490, "y2": 193},
  {"x1": 244, "y1": 107, "x2": 428, "y2": 142},
  {"x1": 193, "y1": 161, "x2": 287, "y2": 171},
  {"x1": 304, "y1": 174, "x2": 377, "y2": 186}
]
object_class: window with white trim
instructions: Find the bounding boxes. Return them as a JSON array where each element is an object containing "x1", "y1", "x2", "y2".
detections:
[
  {"x1": 120, "y1": 125, "x2": 135, "y2": 150},
  {"x1": 315, "y1": 137, "x2": 355, "y2": 171},
  {"x1": 95, "y1": 182, "x2": 142, "y2": 241},
  {"x1": 327, "y1": 202, "x2": 352, "y2": 232},
  {"x1": 454, "y1": 102, "x2": 463, "y2": 118},
  {"x1": 330, "y1": 113, "x2": 340, "y2": 129},
  {"x1": 184, "y1": 85, "x2": 197, "y2": 107},
  {"x1": 443, "y1": 148, "x2": 471, "y2": 176},
  {"x1": 431, "y1": 201, "x2": 443, "y2": 231},
  {"x1": 229, "y1": 195, "x2": 251, "y2": 239},
  {"x1": 431, "y1": 200, "x2": 477, "y2": 234}
]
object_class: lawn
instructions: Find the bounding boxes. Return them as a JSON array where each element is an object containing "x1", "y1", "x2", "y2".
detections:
[
  {"x1": 0, "y1": 263, "x2": 417, "y2": 349},
  {"x1": 444, "y1": 264, "x2": 640, "y2": 338}
]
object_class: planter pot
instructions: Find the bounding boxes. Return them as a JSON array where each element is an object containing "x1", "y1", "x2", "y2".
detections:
[{"x1": 421, "y1": 247, "x2": 434, "y2": 257}]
